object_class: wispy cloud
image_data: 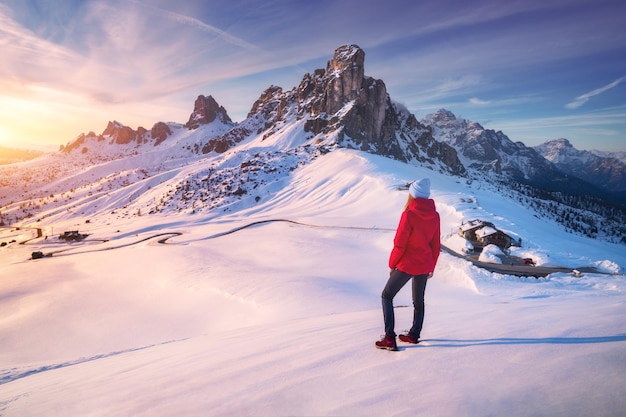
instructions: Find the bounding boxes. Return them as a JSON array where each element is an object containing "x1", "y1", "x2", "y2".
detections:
[
  {"x1": 489, "y1": 105, "x2": 626, "y2": 148},
  {"x1": 500, "y1": 106, "x2": 626, "y2": 129},
  {"x1": 0, "y1": 7, "x2": 82, "y2": 82},
  {"x1": 0, "y1": 1, "x2": 277, "y2": 107},
  {"x1": 128, "y1": 0, "x2": 266, "y2": 54},
  {"x1": 566, "y1": 77, "x2": 625, "y2": 109},
  {"x1": 469, "y1": 97, "x2": 490, "y2": 106}
]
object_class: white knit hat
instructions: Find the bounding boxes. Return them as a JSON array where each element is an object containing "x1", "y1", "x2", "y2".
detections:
[{"x1": 409, "y1": 178, "x2": 431, "y2": 199}]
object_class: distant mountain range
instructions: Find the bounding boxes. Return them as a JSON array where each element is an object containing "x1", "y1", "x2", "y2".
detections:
[
  {"x1": 590, "y1": 149, "x2": 626, "y2": 164},
  {"x1": 0, "y1": 146, "x2": 43, "y2": 165},
  {"x1": 534, "y1": 138, "x2": 626, "y2": 197},
  {"x1": 421, "y1": 109, "x2": 625, "y2": 204},
  {"x1": 50, "y1": 46, "x2": 624, "y2": 206},
  {"x1": 1, "y1": 45, "x2": 624, "y2": 238}
]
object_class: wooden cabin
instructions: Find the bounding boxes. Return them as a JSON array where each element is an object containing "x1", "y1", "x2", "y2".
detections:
[{"x1": 459, "y1": 219, "x2": 516, "y2": 251}]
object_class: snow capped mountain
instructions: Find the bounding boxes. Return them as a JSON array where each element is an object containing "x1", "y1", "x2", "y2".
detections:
[
  {"x1": 534, "y1": 138, "x2": 626, "y2": 197},
  {"x1": 242, "y1": 45, "x2": 464, "y2": 174},
  {"x1": 422, "y1": 109, "x2": 550, "y2": 178},
  {"x1": 592, "y1": 149, "x2": 626, "y2": 164}
]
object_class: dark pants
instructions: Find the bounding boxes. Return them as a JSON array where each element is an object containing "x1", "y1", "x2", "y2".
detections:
[{"x1": 381, "y1": 269, "x2": 428, "y2": 338}]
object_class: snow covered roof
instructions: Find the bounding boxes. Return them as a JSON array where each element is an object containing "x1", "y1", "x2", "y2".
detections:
[
  {"x1": 460, "y1": 219, "x2": 484, "y2": 232},
  {"x1": 475, "y1": 226, "x2": 498, "y2": 238}
]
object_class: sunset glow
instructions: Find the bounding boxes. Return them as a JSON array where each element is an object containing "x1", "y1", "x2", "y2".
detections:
[{"x1": 1, "y1": 0, "x2": 625, "y2": 151}]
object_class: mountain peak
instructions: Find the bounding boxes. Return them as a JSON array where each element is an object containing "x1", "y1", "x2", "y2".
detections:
[
  {"x1": 186, "y1": 95, "x2": 233, "y2": 129},
  {"x1": 432, "y1": 109, "x2": 458, "y2": 121},
  {"x1": 61, "y1": 45, "x2": 465, "y2": 174},
  {"x1": 544, "y1": 138, "x2": 573, "y2": 149},
  {"x1": 328, "y1": 44, "x2": 365, "y2": 74},
  {"x1": 535, "y1": 138, "x2": 579, "y2": 161},
  {"x1": 321, "y1": 44, "x2": 368, "y2": 115},
  {"x1": 292, "y1": 46, "x2": 464, "y2": 173}
]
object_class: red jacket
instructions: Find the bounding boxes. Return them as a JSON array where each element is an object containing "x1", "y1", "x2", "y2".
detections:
[{"x1": 388, "y1": 198, "x2": 441, "y2": 275}]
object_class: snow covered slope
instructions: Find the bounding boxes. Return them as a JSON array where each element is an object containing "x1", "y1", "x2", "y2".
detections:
[{"x1": 1, "y1": 142, "x2": 625, "y2": 416}]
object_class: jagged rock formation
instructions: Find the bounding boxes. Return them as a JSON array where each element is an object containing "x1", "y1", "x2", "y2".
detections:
[
  {"x1": 298, "y1": 45, "x2": 390, "y2": 151},
  {"x1": 61, "y1": 119, "x2": 178, "y2": 155},
  {"x1": 63, "y1": 95, "x2": 234, "y2": 155},
  {"x1": 102, "y1": 121, "x2": 141, "y2": 145},
  {"x1": 423, "y1": 109, "x2": 528, "y2": 174},
  {"x1": 240, "y1": 44, "x2": 465, "y2": 174},
  {"x1": 151, "y1": 122, "x2": 172, "y2": 146},
  {"x1": 186, "y1": 95, "x2": 233, "y2": 129}
]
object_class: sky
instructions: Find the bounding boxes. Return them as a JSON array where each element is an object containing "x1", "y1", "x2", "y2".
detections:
[{"x1": 1, "y1": 0, "x2": 625, "y2": 152}]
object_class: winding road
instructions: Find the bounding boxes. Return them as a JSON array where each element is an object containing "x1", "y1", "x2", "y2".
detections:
[{"x1": 9, "y1": 219, "x2": 606, "y2": 277}]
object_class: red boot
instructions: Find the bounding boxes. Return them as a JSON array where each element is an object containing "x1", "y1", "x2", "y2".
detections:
[
  {"x1": 398, "y1": 333, "x2": 419, "y2": 344},
  {"x1": 375, "y1": 334, "x2": 398, "y2": 351}
]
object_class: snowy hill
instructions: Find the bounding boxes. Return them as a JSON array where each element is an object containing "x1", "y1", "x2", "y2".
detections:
[
  {"x1": 2, "y1": 146, "x2": 625, "y2": 417},
  {"x1": 1, "y1": 45, "x2": 626, "y2": 417}
]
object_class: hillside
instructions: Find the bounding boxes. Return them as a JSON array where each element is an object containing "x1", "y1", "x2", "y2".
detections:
[{"x1": 1, "y1": 146, "x2": 625, "y2": 416}]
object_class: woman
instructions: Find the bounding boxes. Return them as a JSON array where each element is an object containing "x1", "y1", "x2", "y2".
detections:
[{"x1": 375, "y1": 178, "x2": 441, "y2": 351}]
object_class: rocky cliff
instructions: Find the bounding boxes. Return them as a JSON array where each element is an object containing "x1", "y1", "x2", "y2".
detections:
[
  {"x1": 186, "y1": 95, "x2": 233, "y2": 129},
  {"x1": 242, "y1": 45, "x2": 465, "y2": 175}
]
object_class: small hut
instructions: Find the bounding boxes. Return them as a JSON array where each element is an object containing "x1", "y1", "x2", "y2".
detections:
[
  {"x1": 459, "y1": 219, "x2": 515, "y2": 251},
  {"x1": 475, "y1": 226, "x2": 514, "y2": 250}
]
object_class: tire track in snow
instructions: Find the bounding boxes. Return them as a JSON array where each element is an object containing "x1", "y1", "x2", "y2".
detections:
[{"x1": 0, "y1": 338, "x2": 189, "y2": 386}]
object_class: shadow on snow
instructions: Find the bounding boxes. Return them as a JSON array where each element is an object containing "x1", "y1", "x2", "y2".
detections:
[{"x1": 417, "y1": 334, "x2": 626, "y2": 348}]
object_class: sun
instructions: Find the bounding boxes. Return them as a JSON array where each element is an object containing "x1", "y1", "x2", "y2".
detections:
[
  {"x1": 0, "y1": 127, "x2": 10, "y2": 147},
  {"x1": 0, "y1": 128, "x2": 21, "y2": 150}
]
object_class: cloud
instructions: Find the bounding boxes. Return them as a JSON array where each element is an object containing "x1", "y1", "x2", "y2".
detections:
[
  {"x1": 128, "y1": 0, "x2": 266, "y2": 54},
  {"x1": 566, "y1": 77, "x2": 625, "y2": 109},
  {"x1": 0, "y1": 8, "x2": 82, "y2": 81},
  {"x1": 469, "y1": 97, "x2": 490, "y2": 105}
]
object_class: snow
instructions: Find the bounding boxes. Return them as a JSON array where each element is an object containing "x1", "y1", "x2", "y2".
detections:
[
  {"x1": 1, "y1": 149, "x2": 626, "y2": 417},
  {"x1": 443, "y1": 233, "x2": 475, "y2": 254},
  {"x1": 478, "y1": 244, "x2": 504, "y2": 264},
  {"x1": 475, "y1": 226, "x2": 498, "y2": 238}
]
